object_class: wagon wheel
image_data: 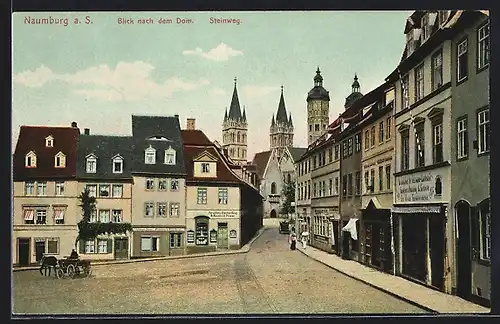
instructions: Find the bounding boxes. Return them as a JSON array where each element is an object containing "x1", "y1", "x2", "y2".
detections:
[
  {"x1": 67, "y1": 264, "x2": 76, "y2": 279},
  {"x1": 55, "y1": 267, "x2": 65, "y2": 279}
]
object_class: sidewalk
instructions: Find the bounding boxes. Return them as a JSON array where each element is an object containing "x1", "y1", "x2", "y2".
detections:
[
  {"x1": 296, "y1": 244, "x2": 490, "y2": 314},
  {"x1": 13, "y1": 226, "x2": 268, "y2": 272}
]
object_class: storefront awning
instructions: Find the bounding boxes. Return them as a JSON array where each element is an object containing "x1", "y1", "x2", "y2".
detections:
[
  {"x1": 54, "y1": 210, "x2": 65, "y2": 220},
  {"x1": 342, "y1": 218, "x2": 358, "y2": 240},
  {"x1": 391, "y1": 206, "x2": 441, "y2": 214},
  {"x1": 23, "y1": 210, "x2": 34, "y2": 221}
]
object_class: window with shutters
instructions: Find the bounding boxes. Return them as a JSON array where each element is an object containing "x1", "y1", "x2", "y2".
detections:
[{"x1": 457, "y1": 117, "x2": 468, "y2": 160}]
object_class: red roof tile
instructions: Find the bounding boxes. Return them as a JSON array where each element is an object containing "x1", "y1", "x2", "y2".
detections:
[
  {"x1": 13, "y1": 126, "x2": 80, "y2": 180},
  {"x1": 181, "y1": 129, "x2": 213, "y2": 146}
]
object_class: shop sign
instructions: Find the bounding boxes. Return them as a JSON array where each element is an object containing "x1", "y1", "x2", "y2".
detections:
[
  {"x1": 395, "y1": 171, "x2": 444, "y2": 203},
  {"x1": 208, "y1": 210, "x2": 239, "y2": 218}
]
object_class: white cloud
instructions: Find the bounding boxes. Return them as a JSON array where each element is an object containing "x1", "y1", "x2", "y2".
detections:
[
  {"x1": 12, "y1": 61, "x2": 210, "y2": 101},
  {"x1": 182, "y1": 43, "x2": 243, "y2": 61},
  {"x1": 209, "y1": 87, "x2": 227, "y2": 96},
  {"x1": 242, "y1": 85, "x2": 280, "y2": 98}
]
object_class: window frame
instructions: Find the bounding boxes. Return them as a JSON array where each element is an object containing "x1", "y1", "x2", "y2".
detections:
[
  {"x1": 431, "y1": 49, "x2": 443, "y2": 91},
  {"x1": 477, "y1": 108, "x2": 490, "y2": 155},
  {"x1": 55, "y1": 181, "x2": 65, "y2": 196},
  {"x1": 197, "y1": 188, "x2": 208, "y2": 204},
  {"x1": 456, "y1": 116, "x2": 468, "y2": 161},
  {"x1": 401, "y1": 130, "x2": 410, "y2": 171},
  {"x1": 378, "y1": 121, "x2": 384, "y2": 144},
  {"x1": 112, "y1": 156, "x2": 123, "y2": 174},
  {"x1": 477, "y1": 22, "x2": 490, "y2": 72},
  {"x1": 218, "y1": 188, "x2": 228, "y2": 204},
  {"x1": 432, "y1": 123, "x2": 444, "y2": 164},
  {"x1": 414, "y1": 63, "x2": 424, "y2": 102},
  {"x1": 144, "y1": 202, "x2": 155, "y2": 218},
  {"x1": 457, "y1": 38, "x2": 469, "y2": 83},
  {"x1": 86, "y1": 156, "x2": 97, "y2": 173}
]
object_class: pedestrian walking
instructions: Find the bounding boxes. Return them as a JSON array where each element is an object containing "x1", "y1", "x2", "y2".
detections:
[
  {"x1": 289, "y1": 228, "x2": 297, "y2": 250},
  {"x1": 300, "y1": 231, "x2": 309, "y2": 249}
]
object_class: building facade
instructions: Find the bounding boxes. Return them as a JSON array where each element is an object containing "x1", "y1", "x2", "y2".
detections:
[
  {"x1": 338, "y1": 77, "x2": 364, "y2": 261},
  {"x1": 449, "y1": 11, "x2": 490, "y2": 306},
  {"x1": 222, "y1": 78, "x2": 248, "y2": 165},
  {"x1": 359, "y1": 85, "x2": 396, "y2": 274},
  {"x1": 76, "y1": 132, "x2": 134, "y2": 260},
  {"x1": 388, "y1": 10, "x2": 456, "y2": 293},
  {"x1": 182, "y1": 124, "x2": 263, "y2": 253},
  {"x1": 13, "y1": 123, "x2": 80, "y2": 266},
  {"x1": 130, "y1": 115, "x2": 187, "y2": 258}
]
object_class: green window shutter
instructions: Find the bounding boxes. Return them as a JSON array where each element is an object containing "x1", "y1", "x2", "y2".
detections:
[
  {"x1": 107, "y1": 239, "x2": 113, "y2": 253},
  {"x1": 79, "y1": 239, "x2": 85, "y2": 254},
  {"x1": 470, "y1": 206, "x2": 479, "y2": 260}
]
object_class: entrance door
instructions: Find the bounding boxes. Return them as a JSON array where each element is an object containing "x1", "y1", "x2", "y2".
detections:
[
  {"x1": 217, "y1": 223, "x2": 228, "y2": 249},
  {"x1": 17, "y1": 238, "x2": 30, "y2": 266},
  {"x1": 429, "y1": 214, "x2": 445, "y2": 290},
  {"x1": 371, "y1": 224, "x2": 381, "y2": 268},
  {"x1": 456, "y1": 202, "x2": 472, "y2": 298},
  {"x1": 114, "y1": 238, "x2": 129, "y2": 259},
  {"x1": 35, "y1": 241, "x2": 45, "y2": 264}
]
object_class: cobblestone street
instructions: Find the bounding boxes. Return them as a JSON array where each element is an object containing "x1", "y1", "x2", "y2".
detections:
[{"x1": 13, "y1": 228, "x2": 427, "y2": 314}]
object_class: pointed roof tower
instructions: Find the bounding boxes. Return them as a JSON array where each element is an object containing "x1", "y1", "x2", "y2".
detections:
[
  {"x1": 224, "y1": 107, "x2": 228, "y2": 122},
  {"x1": 242, "y1": 106, "x2": 247, "y2": 121},
  {"x1": 288, "y1": 113, "x2": 293, "y2": 127},
  {"x1": 228, "y1": 77, "x2": 242, "y2": 120},
  {"x1": 271, "y1": 114, "x2": 276, "y2": 127},
  {"x1": 276, "y1": 85, "x2": 289, "y2": 124}
]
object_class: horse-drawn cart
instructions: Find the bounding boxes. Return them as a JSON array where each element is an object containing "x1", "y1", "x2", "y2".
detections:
[{"x1": 55, "y1": 258, "x2": 92, "y2": 279}]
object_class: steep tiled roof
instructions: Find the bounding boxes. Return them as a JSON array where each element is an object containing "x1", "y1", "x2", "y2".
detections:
[
  {"x1": 251, "y1": 151, "x2": 272, "y2": 179},
  {"x1": 181, "y1": 129, "x2": 212, "y2": 146},
  {"x1": 76, "y1": 135, "x2": 134, "y2": 180},
  {"x1": 288, "y1": 147, "x2": 307, "y2": 162},
  {"x1": 13, "y1": 125, "x2": 80, "y2": 181},
  {"x1": 131, "y1": 115, "x2": 186, "y2": 175}
]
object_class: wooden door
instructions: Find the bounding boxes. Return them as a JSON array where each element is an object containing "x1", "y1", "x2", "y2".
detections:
[
  {"x1": 18, "y1": 238, "x2": 30, "y2": 266},
  {"x1": 114, "y1": 238, "x2": 129, "y2": 259},
  {"x1": 217, "y1": 223, "x2": 228, "y2": 249}
]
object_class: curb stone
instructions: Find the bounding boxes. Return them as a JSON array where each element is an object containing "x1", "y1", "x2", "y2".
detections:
[
  {"x1": 13, "y1": 226, "x2": 269, "y2": 272},
  {"x1": 296, "y1": 248, "x2": 437, "y2": 314}
]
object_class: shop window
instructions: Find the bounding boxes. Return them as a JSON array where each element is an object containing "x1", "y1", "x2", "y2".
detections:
[
  {"x1": 195, "y1": 217, "x2": 209, "y2": 245},
  {"x1": 197, "y1": 188, "x2": 207, "y2": 204},
  {"x1": 141, "y1": 237, "x2": 159, "y2": 252},
  {"x1": 169, "y1": 233, "x2": 183, "y2": 248},
  {"x1": 47, "y1": 239, "x2": 59, "y2": 254}
]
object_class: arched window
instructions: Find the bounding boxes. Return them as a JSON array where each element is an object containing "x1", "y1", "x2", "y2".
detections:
[
  {"x1": 271, "y1": 182, "x2": 277, "y2": 194},
  {"x1": 242, "y1": 134, "x2": 246, "y2": 143},
  {"x1": 237, "y1": 132, "x2": 241, "y2": 143},
  {"x1": 237, "y1": 147, "x2": 240, "y2": 157},
  {"x1": 232, "y1": 133, "x2": 235, "y2": 142},
  {"x1": 287, "y1": 174, "x2": 291, "y2": 183},
  {"x1": 435, "y1": 176, "x2": 442, "y2": 196}
]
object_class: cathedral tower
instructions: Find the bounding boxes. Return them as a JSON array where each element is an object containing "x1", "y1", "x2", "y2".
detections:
[
  {"x1": 306, "y1": 67, "x2": 330, "y2": 145},
  {"x1": 222, "y1": 78, "x2": 248, "y2": 164},
  {"x1": 269, "y1": 86, "x2": 294, "y2": 158},
  {"x1": 344, "y1": 74, "x2": 363, "y2": 109}
]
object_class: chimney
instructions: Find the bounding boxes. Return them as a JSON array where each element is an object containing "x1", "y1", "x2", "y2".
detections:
[
  {"x1": 84, "y1": 128, "x2": 90, "y2": 135},
  {"x1": 71, "y1": 121, "x2": 78, "y2": 128},
  {"x1": 186, "y1": 118, "x2": 196, "y2": 130}
]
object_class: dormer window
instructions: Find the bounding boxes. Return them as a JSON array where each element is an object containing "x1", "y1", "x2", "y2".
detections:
[
  {"x1": 86, "y1": 154, "x2": 97, "y2": 173},
  {"x1": 164, "y1": 146, "x2": 176, "y2": 165},
  {"x1": 54, "y1": 152, "x2": 66, "y2": 168},
  {"x1": 145, "y1": 145, "x2": 156, "y2": 164},
  {"x1": 421, "y1": 14, "x2": 429, "y2": 41},
  {"x1": 112, "y1": 154, "x2": 123, "y2": 174},
  {"x1": 25, "y1": 151, "x2": 37, "y2": 168},
  {"x1": 45, "y1": 135, "x2": 54, "y2": 148},
  {"x1": 201, "y1": 163, "x2": 210, "y2": 173}
]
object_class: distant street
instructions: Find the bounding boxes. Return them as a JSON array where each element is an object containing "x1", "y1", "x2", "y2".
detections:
[{"x1": 13, "y1": 228, "x2": 427, "y2": 314}]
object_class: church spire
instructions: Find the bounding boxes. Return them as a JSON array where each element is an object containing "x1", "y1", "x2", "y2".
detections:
[
  {"x1": 352, "y1": 73, "x2": 360, "y2": 93},
  {"x1": 242, "y1": 106, "x2": 246, "y2": 121},
  {"x1": 224, "y1": 107, "x2": 228, "y2": 122},
  {"x1": 228, "y1": 77, "x2": 242, "y2": 120},
  {"x1": 275, "y1": 85, "x2": 288, "y2": 124}
]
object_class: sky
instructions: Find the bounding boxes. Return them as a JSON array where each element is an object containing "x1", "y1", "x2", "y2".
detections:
[{"x1": 12, "y1": 11, "x2": 412, "y2": 159}]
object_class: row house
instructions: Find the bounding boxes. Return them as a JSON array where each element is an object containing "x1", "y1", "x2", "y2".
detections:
[
  {"x1": 385, "y1": 10, "x2": 490, "y2": 300},
  {"x1": 76, "y1": 131, "x2": 134, "y2": 260},
  {"x1": 13, "y1": 123, "x2": 80, "y2": 266},
  {"x1": 129, "y1": 115, "x2": 187, "y2": 258},
  {"x1": 449, "y1": 11, "x2": 490, "y2": 307},
  {"x1": 359, "y1": 84, "x2": 396, "y2": 274},
  {"x1": 181, "y1": 121, "x2": 263, "y2": 253},
  {"x1": 337, "y1": 76, "x2": 364, "y2": 261},
  {"x1": 295, "y1": 149, "x2": 312, "y2": 235}
]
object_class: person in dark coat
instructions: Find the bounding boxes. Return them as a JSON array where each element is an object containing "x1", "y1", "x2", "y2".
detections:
[
  {"x1": 289, "y1": 228, "x2": 297, "y2": 250},
  {"x1": 69, "y1": 249, "x2": 79, "y2": 259}
]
